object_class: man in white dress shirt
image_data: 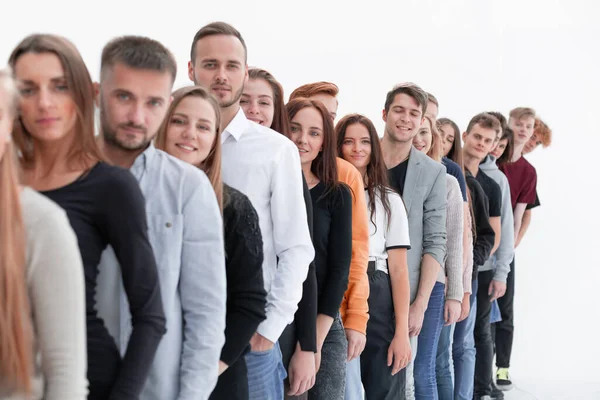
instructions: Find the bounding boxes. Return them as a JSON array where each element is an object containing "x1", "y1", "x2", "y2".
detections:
[{"x1": 188, "y1": 22, "x2": 315, "y2": 400}]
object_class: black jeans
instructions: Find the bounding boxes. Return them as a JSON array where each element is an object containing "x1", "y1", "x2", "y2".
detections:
[
  {"x1": 474, "y1": 270, "x2": 494, "y2": 397},
  {"x1": 361, "y1": 267, "x2": 406, "y2": 400},
  {"x1": 493, "y1": 257, "x2": 515, "y2": 369}
]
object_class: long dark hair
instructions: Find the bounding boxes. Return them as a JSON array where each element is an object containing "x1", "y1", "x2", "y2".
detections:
[
  {"x1": 335, "y1": 113, "x2": 392, "y2": 228},
  {"x1": 286, "y1": 98, "x2": 339, "y2": 197},
  {"x1": 438, "y1": 117, "x2": 463, "y2": 169},
  {"x1": 248, "y1": 68, "x2": 291, "y2": 136},
  {"x1": 496, "y1": 127, "x2": 515, "y2": 166}
]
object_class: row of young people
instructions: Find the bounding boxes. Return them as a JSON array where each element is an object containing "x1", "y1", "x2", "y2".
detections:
[{"x1": 0, "y1": 20, "x2": 550, "y2": 400}]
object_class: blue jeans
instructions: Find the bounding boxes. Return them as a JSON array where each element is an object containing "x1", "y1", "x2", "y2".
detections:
[
  {"x1": 245, "y1": 342, "x2": 287, "y2": 400},
  {"x1": 435, "y1": 323, "x2": 455, "y2": 400},
  {"x1": 452, "y1": 279, "x2": 478, "y2": 400},
  {"x1": 344, "y1": 357, "x2": 363, "y2": 400},
  {"x1": 414, "y1": 282, "x2": 445, "y2": 400}
]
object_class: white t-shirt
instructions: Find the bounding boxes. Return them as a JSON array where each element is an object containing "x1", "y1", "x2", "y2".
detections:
[{"x1": 366, "y1": 187, "x2": 411, "y2": 273}]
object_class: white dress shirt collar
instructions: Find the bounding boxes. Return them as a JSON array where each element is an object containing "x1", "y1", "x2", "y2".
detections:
[{"x1": 222, "y1": 108, "x2": 251, "y2": 144}]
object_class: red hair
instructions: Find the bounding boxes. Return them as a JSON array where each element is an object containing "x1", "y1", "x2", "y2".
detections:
[{"x1": 289, "y1": 81, "x2": 339, "y2": 101}]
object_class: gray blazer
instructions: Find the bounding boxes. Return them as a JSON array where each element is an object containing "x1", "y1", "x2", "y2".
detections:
[{"x1": 402, "y1": 147, "x2": 448, "y2": 303}]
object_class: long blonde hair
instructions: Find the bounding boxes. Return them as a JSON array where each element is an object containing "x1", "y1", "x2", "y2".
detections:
[
  {"x1": 155, "y1": 86, "x2": 224, "y2": 212},
  {"x1": 0, "y1": 67, "x2": 33, "y2": 393}
]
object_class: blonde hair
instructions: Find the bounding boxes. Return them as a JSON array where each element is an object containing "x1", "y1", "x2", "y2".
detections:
[
  {"x1": 155, "y1": 86, "x2": 224, "y2": 212},
  {"x1": 0, "y1": 67, "x2": 33, "y2": 393},
  {"x1": 424, "y1": 116, "x2": 443, "y2": 162}
]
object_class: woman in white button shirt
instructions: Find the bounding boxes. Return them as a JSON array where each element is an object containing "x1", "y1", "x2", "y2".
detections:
[{"x1": 337, "y1": 113, "x2": 412, "y2": 400}]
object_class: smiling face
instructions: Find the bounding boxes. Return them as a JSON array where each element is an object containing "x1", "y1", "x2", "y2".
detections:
[
  {"x1": 164, "y1": 95, "x2": 217, "y2": 167},
  {"x1": 463, "y1": 123, "x2": 498, "y2": 161},
  {"x1": 340, "y1": 122, "x2": 371, "y2": 176},
  {"x1": 240, "y1": 77, "x2": 275, "y2": 126},
  {"x1": 289, "y1": 106, "x2": 324, "y2": 168},
  {"x1": 14, "y1": 52, "x2": 78, "y2": 145},
  {"x1": 413, "y1": 117, "x2": 433, "y2": 154},
  {"x1": 383, "y1": 93, "x2": 424, "y2": 143},
  {"x1": 491, "y1": 137, "x2": 508, "y2": 159}
]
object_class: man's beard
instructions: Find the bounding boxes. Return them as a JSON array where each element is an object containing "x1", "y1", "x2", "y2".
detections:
[
  {"x1": 100, "y1": 104, "x2": 152, "y2": 152},
  {"x1": 217, "y1": 85, "x2": 244, "y2": 108}
]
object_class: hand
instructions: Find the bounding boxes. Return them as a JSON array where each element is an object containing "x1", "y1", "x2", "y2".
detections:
[
  {"x1": 488, "y1": 280, "x2": 507, "y2": 302},
  {"x1": 408, "y1": 301, "x2": 427, "y2": 337},
  {"x1": 218, "y1": 360, "x2": 229, "y2": 376},
  {"x1": 249, "y1": 333, "x2": 274, "y2": 352},
  {"x1": 287, "y1": 343, "x2": 316, "y2": 396},
  {"x1": 345, "y1": 329, "x2": 366, "y2": 361},
  {"x1": 315, "y1": 351, "x2": 322, "y2": 374},
  {"x1": 387, "y1": 333, "x2": 411, "y2": 375},
  {"x1": 444, "y1": 299, "x2": 462, "y2": 326},
  {"x1": 458, "y1": 293, "x2": 471, "y2": 322}
]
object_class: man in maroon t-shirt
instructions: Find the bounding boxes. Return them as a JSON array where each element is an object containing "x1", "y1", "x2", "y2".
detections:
[{"x1": 494, "y1": 107, "x2": 538, "y2": 391}]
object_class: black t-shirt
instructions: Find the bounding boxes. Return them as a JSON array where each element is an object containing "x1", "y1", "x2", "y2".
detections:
[
  {"x1": 310, "y1": 182, "x2": 353, "y2": 318},
  {"x1": 41, "y1": 162, "x2": 166, "y2": 398},
  {"x1": 466, "y1": 175, "x2": 495, "y2": 273},
  {"x1": 221, "y1": 184, "x2": 267, "y2": 365},
  {"x1": 388, "y1": 159, "x2": 410, "y2": 196},
  {"x1": 526, "y1": 191, "x2": 541, "y2": 210},
  {"x1": 474, "y1": 169, "x2": 502, "y2": 218}
]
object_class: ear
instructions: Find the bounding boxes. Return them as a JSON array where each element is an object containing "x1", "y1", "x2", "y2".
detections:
[
  {"x1": 169, "y1": 95, "x2": 174, "y2": 105},
  {"x1": 382, "y1": 109, "x2": 387, "y2": 122},
  {"x1": 462, "y1": 131, "x2": 467, "y2": 141},
  {"x1": 187, "y1": 61, "x2": 195, "y2": 83},
  {"x1": 93, "y1": 82, "x2": 100, "y2": 107}
]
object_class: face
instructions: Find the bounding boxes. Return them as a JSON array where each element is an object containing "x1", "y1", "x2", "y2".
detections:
[
  {"x1": 14, "y1": 52, "x2": 77, "y2": 144},
  {"x1": 509, "y1": 115, "x2": 535, "y2": 146},
  {"x1": 340, "y1": 123, "x2": 371, "y2": 175},
  {"x1": 164, "y1": 96, "x2": 217, "y2": 167},
  {"x1": 289, "y1": 107, "x2": 324, "y2": 167},
  {"x1": 188, "y1": 34, "x2": 248, "y2": 109},
  {"x1": 425, "y1": 100, "x2": 438, "y2": 120},
  {"x1": 383, "y1": 93, "x2": 424, "y2": 143},
  {"x1": 413, "y1": 118, "x2": 433, "y2": 154},
  {"x1": 0, "y1": 86, "x2": 14, "y2": 162},
  {"x1": 310, "y1": 93, "x2": 338, "y2": 121},
  {"x1": 490, "y1": 138, "x2": 508, "y2": 159},
  {"x1": 240, "y1": 78, "x2": 274, "y2": 126},
  {"x1": 100, "y1": 63, "x2": 173, "y2": 151},
  {"x1": 462, "y1": 123, "x2": 497, "y2": 160},
  {"x1": 439, "y1": 124, "x2": 455, "y2": 156},
  {"x1": 523, "y1": 133, "x2": 540, "y2": 154}
]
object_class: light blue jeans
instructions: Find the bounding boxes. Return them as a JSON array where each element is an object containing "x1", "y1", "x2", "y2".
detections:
[
  {"x1": 344, "y1": 357, "x2": 363, "y2": 400},
  {"x1": 452, "y1": 279, "x2": 478, "y2": 400},
  {"x1": 435, "y1": 323, "x2": 455, "y2": 400},
  {"x1": 246, "y1": 342, "x2": 287, "y2": 400}
]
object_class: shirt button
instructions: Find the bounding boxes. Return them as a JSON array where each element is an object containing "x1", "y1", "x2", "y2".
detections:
[{"x1": 165, "y1": 222, "x2": 172, "y2": 228}]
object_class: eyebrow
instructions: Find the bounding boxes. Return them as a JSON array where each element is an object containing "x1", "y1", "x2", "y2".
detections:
[
  {"x1": 290, "y1": 121, "x2": 323, "y2": 131},
  {"x1": 19, "y1": 76, "x2": 67, "y2": 85},
  {"x1": 172, "y1": 112, "x2": 212, "y2": 124}
]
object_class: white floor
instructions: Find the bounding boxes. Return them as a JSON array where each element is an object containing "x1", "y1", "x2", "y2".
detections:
[{"x1": 501, "y1": 379, "x2": 599, "y2": 400}]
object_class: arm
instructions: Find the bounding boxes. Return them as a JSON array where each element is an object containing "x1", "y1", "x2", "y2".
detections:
[
  {"x1": 462, "y1": 202, "x2": 470, "y2": 292},
  {"x1": 340, "y1": 166, "x2": 370, "y2": 335},
  {"x1": 220, "y1": 190, "x2": 267, "y2": 370},
  {"x1": 513, "y1": 203, "x2": 527, "y2": 244},
  {"x1": 30, "y1": 208, "x2": 88, "y2": 400},
  {"x1": 256, "y1": 145, "x2": 315, "y2": 343},
  {"x1": 515, "y1": 209, "x2": 532, "y2": 248},
  {"x1": 413, "y1": 168, "x2": 447, "y2": 312},
  {"x1": 489, "y1": 216, "x2": 502, "y2": 255},
  {"x1": 103, "y1": 172, "x2": 166, "y2": 399},
  {"x1": 491, "y1": 178, "x2": 515, "y2": 284},
  {"x1": 445, "y1": 178, "x2": 464, "y2": 303},
  {"x1": 387, "y1": 247, "x2": 412, "y2": 374},
  {"x1": 178, "y1": 175, "x2": 227, "y2": 399}
]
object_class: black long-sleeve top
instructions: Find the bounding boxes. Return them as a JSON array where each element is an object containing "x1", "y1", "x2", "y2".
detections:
[
  {"x1": 466, "y1": 174, "x2": 495, "y2": 278},
  {"x1": 310, "y1": 182, "x2": 353, "y2": 318},
  {"x1": 41, "y1": 162, "x2": 166, "y2": 399},
  {"x1": 220, "y1": 185, "x2": 268, "y2": 365},
  {"x1": 292, "y1": 175, "x2": 318, "y2": 352}
]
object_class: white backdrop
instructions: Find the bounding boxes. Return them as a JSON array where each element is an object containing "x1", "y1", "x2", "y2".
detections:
[{"x1": 2, "y1": 0, "x2": 599, "y2": 397}]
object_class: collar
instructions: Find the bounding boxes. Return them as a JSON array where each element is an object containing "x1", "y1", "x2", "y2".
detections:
[
  {"x1": 130, "y1": 143, "x2": 157, "y2": 180},
  {"x1": 221, "y1": 108, "x2": 250, "y2": 144}
]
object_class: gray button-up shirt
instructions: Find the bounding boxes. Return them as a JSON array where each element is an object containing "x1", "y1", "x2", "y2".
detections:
[{"x1": 96, "y1": 144, "x2": 226, "y2": 400}]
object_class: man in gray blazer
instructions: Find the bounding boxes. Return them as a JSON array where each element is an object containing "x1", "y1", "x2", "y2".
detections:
[{"x1": 381, "y1": 83, "x2": 447, "y2": 400}]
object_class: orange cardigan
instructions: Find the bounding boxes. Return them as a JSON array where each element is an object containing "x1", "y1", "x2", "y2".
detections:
[{"x1": 336, "y1": 157, "x2": 370, "y2": 334}]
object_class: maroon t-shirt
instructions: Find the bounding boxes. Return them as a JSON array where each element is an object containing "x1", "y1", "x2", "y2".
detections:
[{"x1": 499, "y1": 156, "x2": 537, "y2": 210}]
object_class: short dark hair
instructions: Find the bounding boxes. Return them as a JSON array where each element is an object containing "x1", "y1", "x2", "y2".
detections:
[
  {"x1": 101, "y1": 35, "x2": 177, "y2": 83},
  {"x1": 190, "y1": 22, "x2": 247, "y2": 63},
  {"x1": 384, "y1": 82, "x2": 428, "y2": 115},
  {"x1": 466, "y1": 112, "x2": 501, "y2": 135},
  {"x1": 486, "y1": 111, "x2": 507, "y2": 133}
]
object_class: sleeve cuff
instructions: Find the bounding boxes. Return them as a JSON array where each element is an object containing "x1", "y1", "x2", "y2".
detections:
[
  {"x1": 493, "y1": 269, "x2": 509, "y2": 284},
  {"x1": 341, "y1": 312, "x2": 369, "y2": 335},
  {"x1": 256, "y1": 312, "x2": 289, "y2": 344}
]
